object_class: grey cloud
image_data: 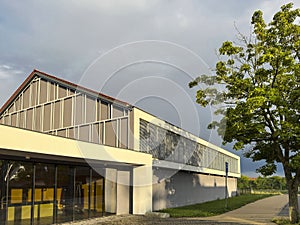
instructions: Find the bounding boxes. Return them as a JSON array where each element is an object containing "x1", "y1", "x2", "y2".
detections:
[{"x1": 0, "y1": 0, "x2": 297, "y2": 176}]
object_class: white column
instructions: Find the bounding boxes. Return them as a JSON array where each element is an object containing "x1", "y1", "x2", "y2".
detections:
[
  {"x1": 116, "y1": 170, "x2": 130, "y2": 215},
  {"x1": 132, "y1": 165, "x2": 152, "y2": 214},
  {"x1": 105, "y1": 168, "x2": 117, "y2": 213}
]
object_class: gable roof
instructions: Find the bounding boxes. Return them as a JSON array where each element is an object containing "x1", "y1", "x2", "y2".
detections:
[{"x1": 0, "y1": 69, "x2": 132, "y2": 115}]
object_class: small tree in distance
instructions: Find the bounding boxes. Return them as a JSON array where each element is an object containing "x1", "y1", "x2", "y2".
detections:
[
  {"x1": 238, "y1": 175, "x2": 286, "y2": 191},
  {"x1": 237, "y1": 175, "x2": 251, "y2": 190},
  {"x1": 190, "y1": 3, "x2": 300, "y2": 223}
]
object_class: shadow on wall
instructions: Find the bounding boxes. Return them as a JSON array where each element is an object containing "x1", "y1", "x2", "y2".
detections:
[{"x1": 152, "y1": 168, "x2": 237, "y2": 211}]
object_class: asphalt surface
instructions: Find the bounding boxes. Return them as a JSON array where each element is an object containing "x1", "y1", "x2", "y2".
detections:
[{"x1": 59, "y1": 194, "x2": 292, "y2": 225}]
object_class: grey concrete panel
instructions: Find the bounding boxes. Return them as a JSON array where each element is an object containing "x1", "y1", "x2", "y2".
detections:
[{"x1": 152, "y1": 169, "x2": 238, "y2": 211}]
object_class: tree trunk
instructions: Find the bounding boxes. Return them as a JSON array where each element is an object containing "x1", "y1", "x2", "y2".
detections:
[{"x1": 287, "y1": 179, "x2": 299, "y2": 224}]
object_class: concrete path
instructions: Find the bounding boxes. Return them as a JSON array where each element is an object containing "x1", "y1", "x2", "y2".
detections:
[
  {"x1": 196, "y1": 194, "x2": 289, "y2": 224},
  {"x1": 60, "y1": 194, "x2": 292, "y2": 225}
]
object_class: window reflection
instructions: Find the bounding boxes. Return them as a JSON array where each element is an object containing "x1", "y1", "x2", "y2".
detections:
[
  {"x1": 0, "y1": 160, "x2": 6, "y2": 223},
  {"x1": 34, "y1": 163, "x2": 55, "y2": 225},
  {"x1": 74, "y1": 166, "x2": 90, "y2": 221},
  {"x1": 7, "y1": 161, "x2": 33, "y2": 224},
  {"x1": 57, "y1": 165, "x2": 74, "y2": 223},
  {"x1": 91, "y1": 168, "x2": 104, "y2": 218},
  {"x1": 0, "y1": 161, "x2": 107, "y2": 225}
]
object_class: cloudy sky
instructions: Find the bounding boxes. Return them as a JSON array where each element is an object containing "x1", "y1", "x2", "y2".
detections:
[{"x1": 1, "y1": 0, "x2": 299, "y2": 177}]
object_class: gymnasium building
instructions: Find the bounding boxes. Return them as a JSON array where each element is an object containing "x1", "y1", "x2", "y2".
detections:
[{"x1": 0, "y1": 70, "x2": 240, "y2": 224}]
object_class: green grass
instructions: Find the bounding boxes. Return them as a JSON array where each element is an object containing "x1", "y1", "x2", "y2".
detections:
[{"x1": 159, "y1": 194, "x2": 274, "y2": 217}]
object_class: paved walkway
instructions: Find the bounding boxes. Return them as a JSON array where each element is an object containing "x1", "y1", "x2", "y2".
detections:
[
  {"x1": 197, "y1": 194, "x2": 289, "y2": 224},
  {"x1": 60, "y1": 195, "x2": 291, "y2": 225}
]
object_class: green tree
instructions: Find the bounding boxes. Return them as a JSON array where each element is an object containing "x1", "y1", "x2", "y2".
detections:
[
  {"x1": 190, "y1": 3, "x2": 300, "y2": 223},
  {"x1": 249, "y1": 176, "x2": 286, "y2": 190},
  {"x1": 237, "y1": 175, "x2": 251, "y2": 189},
  {"x1": 270, "y1": 176, "x2": 286, "y2": 190}
]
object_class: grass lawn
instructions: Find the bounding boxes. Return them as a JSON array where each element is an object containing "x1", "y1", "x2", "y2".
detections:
[{"x1": 159, "y1": 194, "x2": 274, "y2": 217}]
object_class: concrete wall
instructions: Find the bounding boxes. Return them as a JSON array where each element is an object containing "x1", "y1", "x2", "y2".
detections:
[{"x1": 152, "y1": 168, "x2": 237, "y2": 211}]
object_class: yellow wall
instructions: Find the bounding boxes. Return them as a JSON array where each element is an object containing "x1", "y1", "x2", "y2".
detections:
[
  {"x1": 7, "y1": 204, "x2": 54, "y2": 221},
  {"x1": 10, "y1": 189, "x2": 22, "y2": 203}
]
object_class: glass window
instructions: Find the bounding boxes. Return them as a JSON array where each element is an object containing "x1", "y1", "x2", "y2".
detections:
[
  {"x1": 90, "y1": 168, "x2": 104, "y2": 218},
  {"x1": 26, "y1": 109, "x2": 33, "y2": 130},
  {"x1": 40, "y1": 79, "x2": 48, "y2": 104},
  {"x1": 100, "y1": 101, "x2": 111, "y2": 120},
  {"x1": 15, "y1": 97, "x2": 21, "y2": 111},
  {"x1": 19, "y1": 111, "x2": 25, "y2": 128},
  {"x1": 105, "y1": 120, "x2": 117, "y2": 147},
  {"x1": 79, "y1": 125, "x2": 90, "y2": 142},
  {"x1": 63, "y1": 97, "x2": 72, "y2": 127},
  {"x1": 74, "y1": 95, "x2": 84, "y2": 125},
  {"x1": 4, "y1": 115, "x2": 10, "y2": 126},
  {"x1": 11, "y1": 113, "x2": 17, "y2": 127},
  {"x1": 53, "y1": 101, "x2": 61, "y2": 129},
  {"x1": 23, "y1": 86, "x2": 30, "y2": 109},
  {"x1": 119, "y1": 118, "x2": 128, "y2": 148},
  {"x1": 34, "y1": 163, "x2": 55, "y2": 225},
  {"x1": 56, "y1": 165, "x2": 74, "y2": 223},
  {"x1": 43, "y1": 104, "x2": 51, "y2": 131},
  {"x1": 7, "y1": 161, "x2": 33, "y2": 224},
  {"x1": 58, "y1": 86, "x2": 67, "y2": 99},
  {"x1": 92, "y1": 123, "x2": 102, "y2": 144},
  {"x1": 35, "y1": 106, "x2": 42, "y2": 131},
  {"x1": 31, "y1": 81, "x2": 38, "y2": 107},
  {"x1": 74, "y1": 167, "x2": 90, "y2": 221},
  {"x1": 112, "y1": 105, "x2": 123, "y2": 118},
  {"x1": 49, "y1": 82, "x2": 57, "y2": 101},
  {"x1": 86, "y1": 97, "x2": 96, "y2": 123},
  {"x1": 0, "y1": 160, "x2": 6, "y2": 223},
  {"x1": 0, "y1": 161, "x2": 108, "y2": 224}
]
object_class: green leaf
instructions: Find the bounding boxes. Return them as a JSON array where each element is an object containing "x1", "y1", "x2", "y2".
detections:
[{"x1": 189, "y1": 5, "x2": 300, "y2": 212}]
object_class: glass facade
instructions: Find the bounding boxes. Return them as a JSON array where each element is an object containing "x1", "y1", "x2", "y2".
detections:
[
  {"x1": 140, "y1": 119, "x2": 239, "y2": 173},
  {"x1": 0, "y1": 160, "x2": 106, "y2": 225}
]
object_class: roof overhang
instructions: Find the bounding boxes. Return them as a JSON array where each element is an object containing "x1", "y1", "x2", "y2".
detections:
[{"x1": 0, "y1": 124, "x2": 152, "y2": 167}]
